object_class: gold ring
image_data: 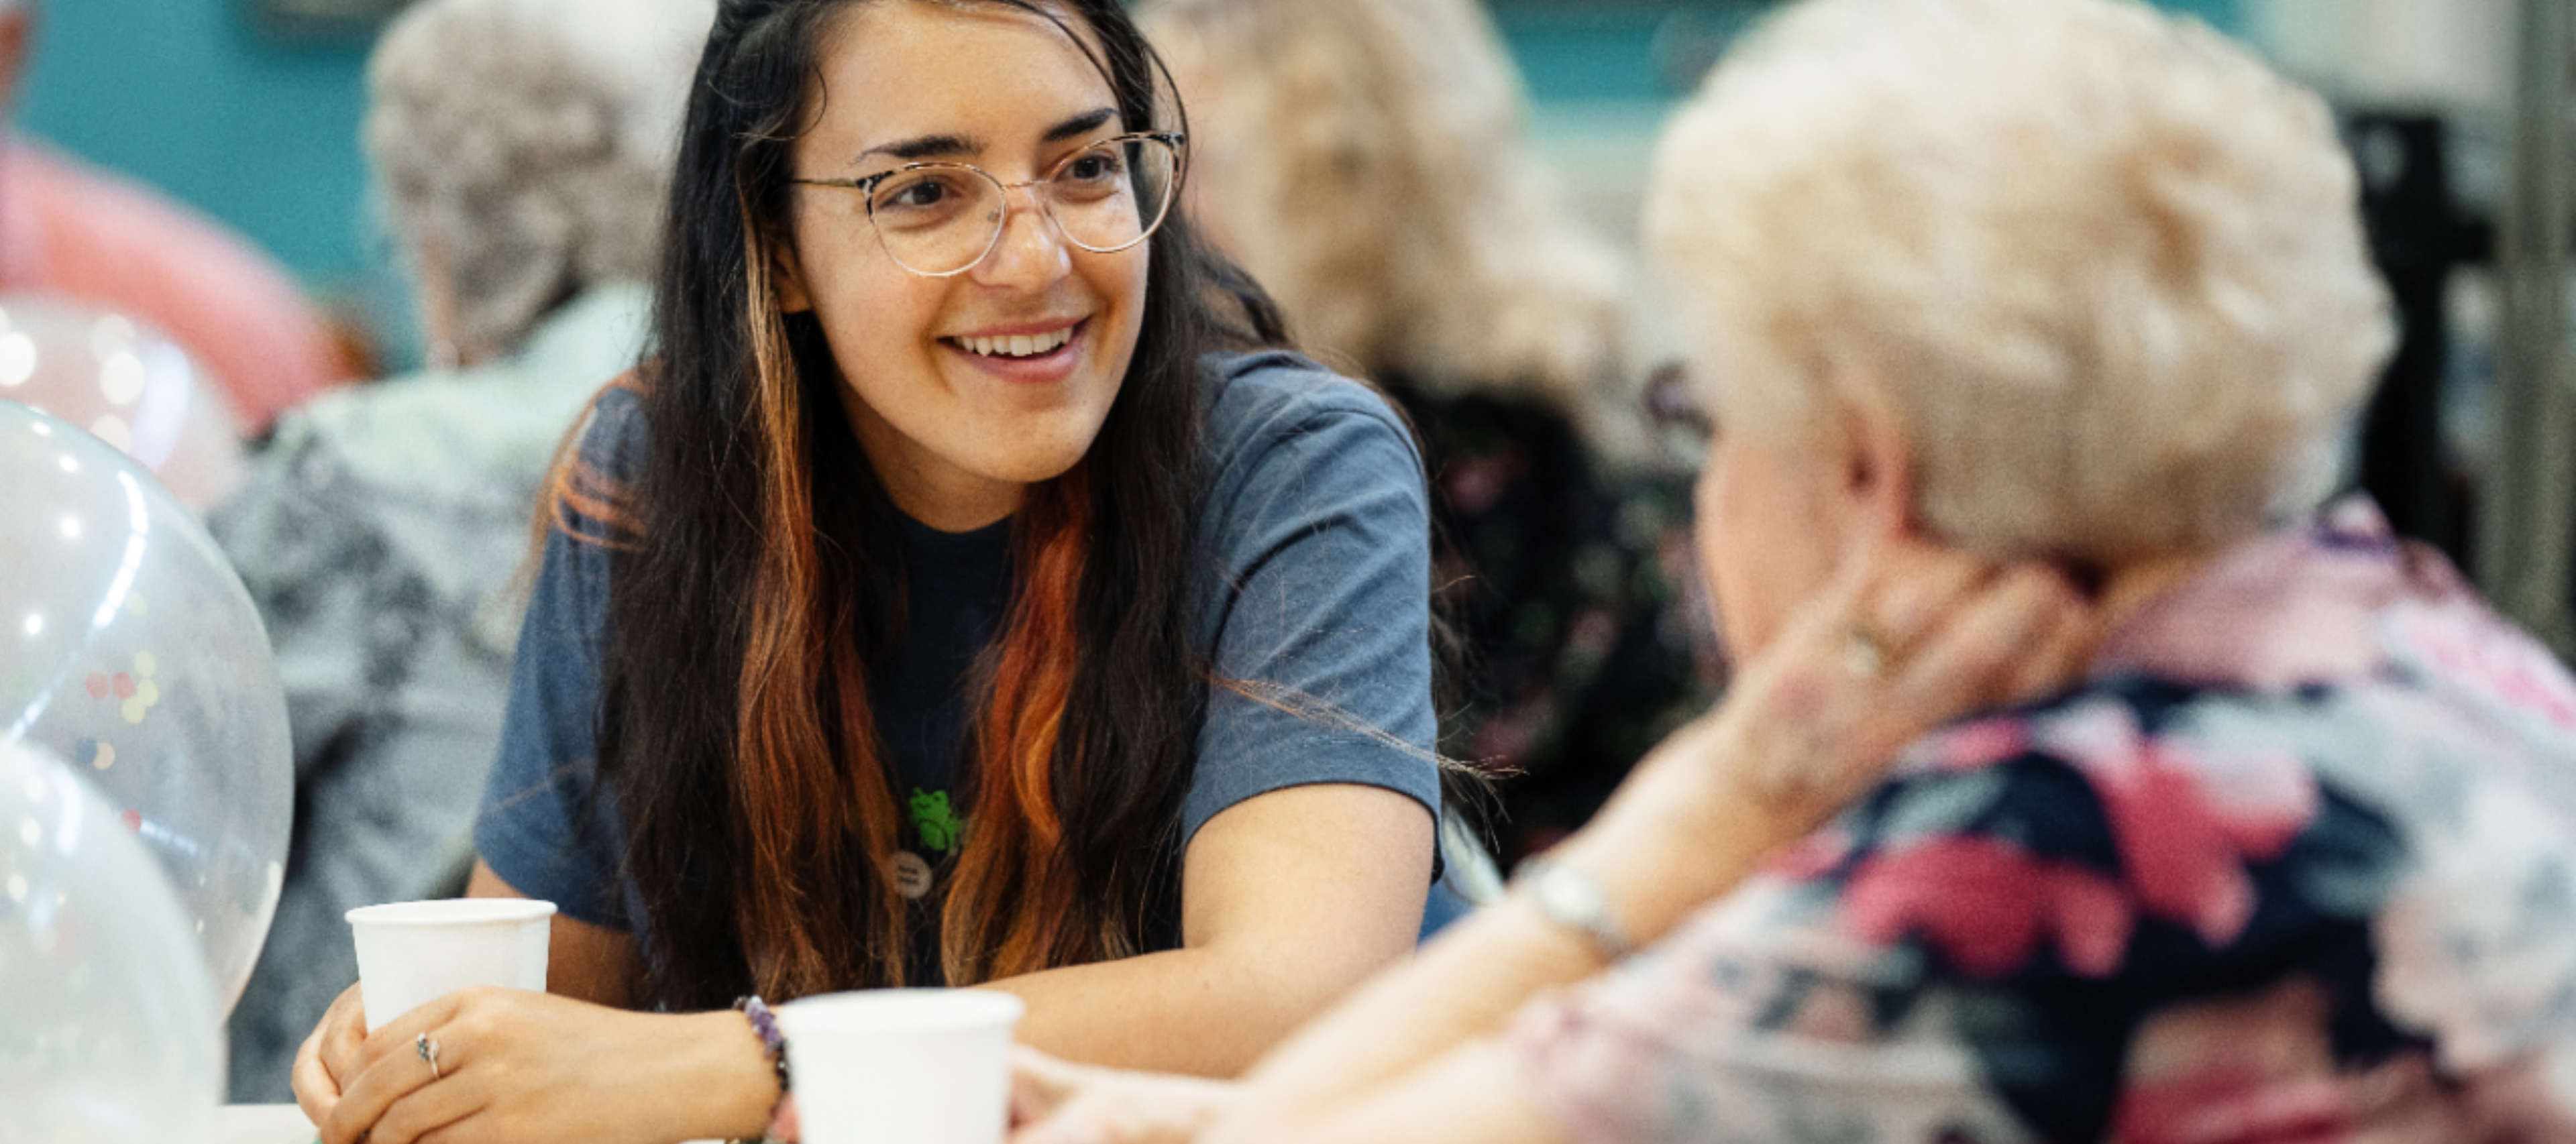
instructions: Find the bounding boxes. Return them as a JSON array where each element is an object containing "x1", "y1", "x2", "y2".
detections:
[{"x1": 416, "y1": 1032, "x2": 442, "y2": 1081}]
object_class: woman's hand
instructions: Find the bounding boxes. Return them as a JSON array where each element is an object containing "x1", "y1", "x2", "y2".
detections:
[
  {"x1": 290, "y1": 982, "x2": 371, "y2": 1127},
  {"x1": 1008, "y1": 1047, "x2": 1241, "y2": 1144},
  {"x1": 1559, "y1": 537, "x2": 2097, "y2": 944},
  {"x1": 1700, "y1": 536, "x2": 2096, "y2": 826},
  {"x1": 293, "y1": 986, "x2": 777, "y2": 1144}
]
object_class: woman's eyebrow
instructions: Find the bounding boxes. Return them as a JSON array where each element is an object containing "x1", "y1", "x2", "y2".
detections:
[
  {"x1": 853, "y1": 107, "x2": 1116, "y2": 166},
  {"x1": 859, "y1": 132, "x2": 981, "y2": 164},
  {"x1": 1042, "y1": 107, "x2": 1119, "y2": 144}
]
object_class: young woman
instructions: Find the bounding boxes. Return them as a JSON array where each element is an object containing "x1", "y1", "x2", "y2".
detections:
[{"x1": 290, "y1": 1, "x2": 1441, "y2": 1141}]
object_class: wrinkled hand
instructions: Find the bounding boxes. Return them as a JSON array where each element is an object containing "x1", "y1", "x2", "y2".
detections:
[
  {"x1": 1631, "y1": 536, "x2": 2097, "y2": 853},
  {"x1": 292, "y1": 984, "x2": 745, "y2": 1144},
  {"x1": 1008, "y1": 1047, "x2": 1240, "y2": 1144}
]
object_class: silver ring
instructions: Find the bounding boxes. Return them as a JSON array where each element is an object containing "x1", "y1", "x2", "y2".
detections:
[
  {"x1": 1844, "y1": 622, "x2": 1893, "y2": 678},
  {"x1": 416, "y1": 1032, "x2": 442, "y2": 1081}
]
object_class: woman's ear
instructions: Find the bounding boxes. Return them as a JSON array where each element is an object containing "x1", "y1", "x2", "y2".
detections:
[
  {"x1": 1835, "y1": 389, "x2": 1917, "y2": 542},
  {"x1": 771, "y1": 234, "x2": 814, "y2": 314}
]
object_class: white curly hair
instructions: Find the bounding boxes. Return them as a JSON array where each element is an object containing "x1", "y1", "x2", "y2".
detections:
[
  {"x1": 366, "y1": 0, "x2": 708, "y2": 361},
  {"x1": 1138, "y1": 0, "x2": 1637, "y2": 435},
  {"x1": 1648, "y1": 0, "x2": 2395, "y2": 563}
]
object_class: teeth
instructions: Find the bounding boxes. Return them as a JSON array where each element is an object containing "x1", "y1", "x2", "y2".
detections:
[{"x1": 960, "y1": 327, "x2": 1073, "y2": 358}]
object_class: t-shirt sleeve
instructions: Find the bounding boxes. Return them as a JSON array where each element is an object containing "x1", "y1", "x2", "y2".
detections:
[
  {"x1": 1182, "y1": 359, "x2": 1441, "y2": 847},
  {"x1": 471, "y1": 391, "x2": 637, "y2": 929}
]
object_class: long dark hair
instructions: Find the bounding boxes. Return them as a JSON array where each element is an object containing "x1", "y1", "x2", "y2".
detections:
[{"x1": 592, "y1": 0, "x2": 1289, "y2": 1009}]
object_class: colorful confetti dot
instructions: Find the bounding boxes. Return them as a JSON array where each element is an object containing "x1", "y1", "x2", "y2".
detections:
[
  {"x1": 110, "y1": 673, "x2": 133, "y2": 699},
  {"x1": 121, "y1": 697, "x2": 145, "y2": 724},
  {"x1": 84, "y1": 673, "x2": 108, "y2": 699},
  {"x1": 90, "y1": 742, "x2": 115, "y2": 770},
  {"x1": 119, "y1": 809, "x2": 141, "y2": 832},
  {"x1": 133, "y1": 652, "x2": 156, "y2": 677},
  {"x1": 136, "y1": 679, "x2": 158, "y2": 706}
]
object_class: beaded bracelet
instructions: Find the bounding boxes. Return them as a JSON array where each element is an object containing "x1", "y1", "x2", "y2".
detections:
[{"x1": 735, "y1": 996, "x2": 792, "y2": 1143}]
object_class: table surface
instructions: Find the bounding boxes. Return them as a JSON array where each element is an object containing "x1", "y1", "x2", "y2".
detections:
[
  {"x1": 221, "y1": 1104, "x2": 726, "y2": 1144},
  {"x1": 221, "y1": 1106, "x2": 315, "y2": 1144}
]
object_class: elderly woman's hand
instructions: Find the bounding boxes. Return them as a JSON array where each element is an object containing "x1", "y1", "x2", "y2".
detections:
[
  {"x1": 1008, "y1": 1047, "x2": 1240, "y2": 1144},
  {"x1": 1706, "y1": 536, "x2": 2096, "y2": 824},
  {"x1": 1551, "y1": 537, "x2": 2096, "y2": 946}
]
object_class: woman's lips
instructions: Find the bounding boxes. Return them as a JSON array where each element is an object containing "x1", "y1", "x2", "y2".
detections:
[{"x1": 942, "y1": 319, "x2": 1086, "y2": 385}]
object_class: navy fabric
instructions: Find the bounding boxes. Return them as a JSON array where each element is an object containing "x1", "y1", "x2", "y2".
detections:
[{"x1": 474, "y1": 351, "x2": 1443, "y2": 974}]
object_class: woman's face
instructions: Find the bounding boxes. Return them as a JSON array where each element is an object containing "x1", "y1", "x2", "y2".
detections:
[
  {"x1": 1694, "y1": 417, "x2": 1848, "y2": 663},
  {"x1": 775, "y1": 1, "x2": 1149, "y2": 529}
]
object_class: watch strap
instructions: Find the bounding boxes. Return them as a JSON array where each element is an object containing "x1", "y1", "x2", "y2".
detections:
[{"x1": 1511, "y1": 856, "x2": 1635, "y2": 960}]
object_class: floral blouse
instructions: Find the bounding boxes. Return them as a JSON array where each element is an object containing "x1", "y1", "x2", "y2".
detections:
[{"x1": 1510, "y1": 500, "x2": 2576, "y2": 1143}]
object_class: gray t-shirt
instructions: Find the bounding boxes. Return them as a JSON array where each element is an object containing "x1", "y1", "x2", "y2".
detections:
[{"x1": 474, "y1": 351, "x2": 1442, "y2": 979}]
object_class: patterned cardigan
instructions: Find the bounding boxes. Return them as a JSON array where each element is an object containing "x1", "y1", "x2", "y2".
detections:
[{"x1": 1511, "y1": 500, "x2": 2576, "y2": 1143}]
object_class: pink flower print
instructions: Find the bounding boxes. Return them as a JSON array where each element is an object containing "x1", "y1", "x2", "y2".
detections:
[
  {"x1": 2108, "y1": 976, "x2": 2357, "y2": 1144},
  {"x1": 2038, "y1": 703, "x2": 2319, "y2": 948},
  {"x1": 1911, "y1": 715, "x2": 2029, "y2": 775},
  {"x1": 1843, "y1": 836, "x2": 2134, "y2": 979},
  {"x1": 2385, "y1": 599, "x2": 2576, "y2": 733},
  {"x1": 1766, "y1": 826, "x2": 1856, "y2": 882}
]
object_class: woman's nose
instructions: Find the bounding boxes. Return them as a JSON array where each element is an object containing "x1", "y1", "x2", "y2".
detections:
[{"x1": 971, "y1": 184, "x2": 1073, "y2": 288}]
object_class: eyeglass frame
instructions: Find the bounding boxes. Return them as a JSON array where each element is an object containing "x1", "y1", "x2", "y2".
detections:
[{"x1": 788, "y1": 130, "x2": 1187, "y2": 278}]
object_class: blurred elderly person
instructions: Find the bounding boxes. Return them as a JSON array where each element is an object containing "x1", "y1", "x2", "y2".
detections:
[
  {"x1": 1008, "y1": 0, "x2": 2576, "y2": 1141},
  {"x1": 1139, "y1": 0, "x2": 1711, "y2": 868},
  {"x1": 0, "y1": 0, "x2": 346, "y2": 431},
  {"x1": 215, "y1": 0, "x2": 706, "y2": 1100}
]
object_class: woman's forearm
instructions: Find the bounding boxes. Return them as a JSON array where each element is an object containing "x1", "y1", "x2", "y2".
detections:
[
  {"x1": 1203, "y1": 730, "x2": 1798, "y2": 1144},
  {"x1": 985, "y1": 937, "x2": 1400, "y2": 1078},
  {"x1": 981, "y1": 783, "x2": 1433, "y2": 1078}
]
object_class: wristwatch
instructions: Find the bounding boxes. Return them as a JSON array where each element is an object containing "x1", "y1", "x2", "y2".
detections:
[{"x1": 1510, "y1": 856, "x2": 1634, "y2": 960}]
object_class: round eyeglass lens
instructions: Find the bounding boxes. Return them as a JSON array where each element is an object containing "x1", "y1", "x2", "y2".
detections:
[
  {"x1": 866, "y1": 136, "x2": 1181, "y2": 276},
  {"x1": 1046, "y1": 136, "x2": 1179, "y2": 253},
  {"x1": 868, "y1": 166, "x2": 1005, "y2": 277}
]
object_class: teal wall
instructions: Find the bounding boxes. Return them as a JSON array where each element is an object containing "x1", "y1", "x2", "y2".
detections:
[
  {"x1": 19, "y1": 0, "x2": 374, "y2": 288},
  {"x1": 11, "y1": 0, "x2": 2249, "y2": 349}
]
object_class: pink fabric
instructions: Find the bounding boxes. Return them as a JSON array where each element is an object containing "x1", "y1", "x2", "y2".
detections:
[
  {"x1": 1508, "y1": 501, "x2": 2576, "y2": 1144},
  {"x1": 0, "y1": 138, "x2": 345, "y2": 431}
]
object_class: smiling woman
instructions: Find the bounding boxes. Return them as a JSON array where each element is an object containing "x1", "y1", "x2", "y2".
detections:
[{"x1": 282, "y1": 3, "x2": 1446, "y2": 1143}]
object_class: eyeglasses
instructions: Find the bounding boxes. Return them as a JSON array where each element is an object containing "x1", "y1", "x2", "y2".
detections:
[
  {"x1": 1643, "y1": 361, "x2": 1713, "y2": 469},
  {"x1": 791, "y1": 131, "x2": 1185, "y2": 278}
]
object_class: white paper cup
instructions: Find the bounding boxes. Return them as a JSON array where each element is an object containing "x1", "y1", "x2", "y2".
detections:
[
  {"x1": 345, "y1": 899, "x2": 555, "y2": 1033},
  {"x1": 775, "y1": 989, "x2": 1026, "y2": 1144}
]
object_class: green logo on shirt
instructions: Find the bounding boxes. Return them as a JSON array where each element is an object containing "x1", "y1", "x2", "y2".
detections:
[{"x1": 909, "y1": 788, "x2": 966, "y2": 855}]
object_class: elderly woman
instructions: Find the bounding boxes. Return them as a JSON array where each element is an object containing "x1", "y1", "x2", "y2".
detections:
[
  {"x1": 1010, "y1": 0, "x2": 2576, "y2": 1140},
  {"x1": 1138, "y1": 0, "x2": 1709, "y2": 866},
  {"x1": 213, "y1": 0, "x2": 706, "y2": 1100}
]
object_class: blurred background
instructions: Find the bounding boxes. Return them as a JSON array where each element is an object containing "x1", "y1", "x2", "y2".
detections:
[
  {"x1": 14, "y1": 0, "x2": 2546, "y2": 793},
  {"x1": 16, "y1": 0, "x2": 2489, "y2": 374}
]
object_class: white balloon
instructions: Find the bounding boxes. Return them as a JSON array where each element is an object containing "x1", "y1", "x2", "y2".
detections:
[
  {"x1": 0, "y1": 295, "x2": 248, "y2": 511},
  {"x1": 0, "y1": 740, "x2": 221, "y2": 1144},
  {"x1": 0, "y1": 398, "x2": 292, "y2": 1017}
]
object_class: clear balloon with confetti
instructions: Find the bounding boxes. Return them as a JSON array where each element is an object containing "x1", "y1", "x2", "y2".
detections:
[
  {"x1": 0, "y1": 294, "x2": 249, "y2": 511},
  {"x1": 0, "y1": 398, "x2": 290, "y2": 1018},
  {"x1": 0, "y1": 739, "x2": 221, "y2": 1144}
]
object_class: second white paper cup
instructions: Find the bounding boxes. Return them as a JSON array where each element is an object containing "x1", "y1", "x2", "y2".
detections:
[
  {"x1": 776, "y1": 989, "x2": 1026, "y2": 1144},
  {"x1": 346, "y1": 899, "x2": 555, "y2": 1033}
]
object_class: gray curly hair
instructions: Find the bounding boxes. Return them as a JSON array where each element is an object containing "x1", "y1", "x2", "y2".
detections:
[
  {"x1": 366, "y1": 0, "x2": 708, "y2": 361},
  {"x1": 1137, "y1": 0, "x2": 1636, "y2": 436},
  {"x1": 1650, "y1": 0, "x2": 2393, "y2": 563}
]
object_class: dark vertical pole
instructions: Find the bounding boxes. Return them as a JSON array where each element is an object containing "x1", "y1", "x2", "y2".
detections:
[{"x1": 2482, "y1": 0, "x2": 2576, "y2": 655}]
